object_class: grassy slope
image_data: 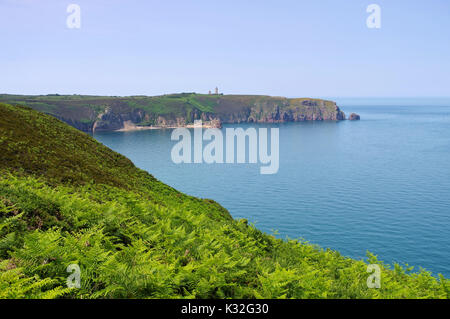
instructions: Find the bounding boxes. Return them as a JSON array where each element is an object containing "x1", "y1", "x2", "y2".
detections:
[{"x1": 0, "y1": 103, "x2": 448, "y2": 299}]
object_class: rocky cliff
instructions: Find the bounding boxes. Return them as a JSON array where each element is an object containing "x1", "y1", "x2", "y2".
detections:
[{"x1": 0, "y1": 93, "x2": 348, "y2": 133}]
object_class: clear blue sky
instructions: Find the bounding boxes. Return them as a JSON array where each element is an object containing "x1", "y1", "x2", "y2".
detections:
[{"x1": 1, "y1": 0, "x2": 449, "y2": 97}]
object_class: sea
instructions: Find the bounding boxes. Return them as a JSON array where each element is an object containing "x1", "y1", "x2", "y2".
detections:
[{"x1": 94, "y1": 98, "x2": 450, "y2": 277}]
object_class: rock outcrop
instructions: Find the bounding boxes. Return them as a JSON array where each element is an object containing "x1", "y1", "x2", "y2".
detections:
[{"x1": 348, "y1": 113, "x2": 360, "y2": 121}]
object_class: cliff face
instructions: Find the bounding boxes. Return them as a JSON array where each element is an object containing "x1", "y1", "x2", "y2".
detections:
[
  {"x1": 93, "y1": 108, "x2": 146, "y2": 132},
  {"x1": 215, "y1": 96, "x2": 346, "y2": 124},
  {"x1": 0, "y1": 93, "x2": 346, "y2": 132}
]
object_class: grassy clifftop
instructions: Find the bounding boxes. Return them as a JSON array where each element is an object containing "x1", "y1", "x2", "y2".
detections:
[
  {"x1": 0, "y1": 103, "x2": 448, "y2": 299},
  {"x1": 0, "y1": 93, "x2": 346, "y2": 132}
]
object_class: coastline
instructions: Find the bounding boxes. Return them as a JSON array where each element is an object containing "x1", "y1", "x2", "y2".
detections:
[{"x1": 115, "y1": 120, "x2": 221, "y2": 132}]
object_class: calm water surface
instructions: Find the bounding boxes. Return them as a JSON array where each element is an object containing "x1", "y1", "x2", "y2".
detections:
[{"x1": 94, "y1": 98, "x2": 450, "y2": 277}]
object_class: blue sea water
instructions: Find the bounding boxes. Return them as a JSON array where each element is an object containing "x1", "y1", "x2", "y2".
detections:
[{"x1": 94, "y1": 98, "x2": 450, "y2": 277}]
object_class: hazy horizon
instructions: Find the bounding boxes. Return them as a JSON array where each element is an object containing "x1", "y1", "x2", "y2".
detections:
[{"x1": 1, "y1": 92, "x2": 450, "y2": 99}]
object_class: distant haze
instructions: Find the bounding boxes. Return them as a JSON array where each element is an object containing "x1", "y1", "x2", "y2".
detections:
[{"x1": 1, "y1": 0, "x2": 449, "y2": 97}]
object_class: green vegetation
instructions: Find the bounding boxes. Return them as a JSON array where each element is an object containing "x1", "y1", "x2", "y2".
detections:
[
  {"x1": 0, "y1": 93, "x2": 219, "y2": 127},
  {"x1": 0, "y1": 103, "x2": 448, "y2": 299}
]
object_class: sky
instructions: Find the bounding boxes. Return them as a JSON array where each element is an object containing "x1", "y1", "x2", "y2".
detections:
[{"x1": 1, "y1": 0, "x2": 449, "y2": 97}]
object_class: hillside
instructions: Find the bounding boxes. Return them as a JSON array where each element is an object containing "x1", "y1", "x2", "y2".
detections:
[
  {"x1": 0, "y1": 103, "x2": 448, "y2": 299},
  {"x1": 0, "y1": 94, "x2": 346, "y2": 133}
]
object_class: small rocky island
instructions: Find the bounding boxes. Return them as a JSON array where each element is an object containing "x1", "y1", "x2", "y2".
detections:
[{"x1": 348, "y1": 113, "x2": 361, "y2": 121}]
